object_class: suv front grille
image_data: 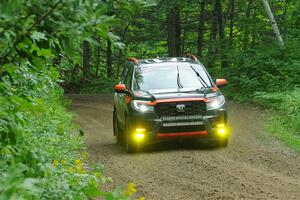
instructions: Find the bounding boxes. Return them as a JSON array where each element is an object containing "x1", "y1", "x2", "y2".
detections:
[
  {"x1": 155, "y1": 101, "x2": 206, "y2": 133},
  {"x1": 155, "y1": 101, "x2": 206, "y2": 117},
  {"x1": 159, "y1": 125, "x2": 206, "y2": 133}
]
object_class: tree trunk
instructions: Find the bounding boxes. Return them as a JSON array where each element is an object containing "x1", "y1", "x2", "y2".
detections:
[
  {"x1": 208, "y1": 3, "x2": 218, "y2": 68},
  {"x1": 95, "y1": 37, "x2": 101, "y2": 78},
  {"x1": 181, "y1": 12, "x2": 187, "y2": 54},
  {"x1": 228, "y1": 0, "x2": 235, "y2": 46},
  {"x1": 260, "y1": 0, "x2": 284, "y2": 46},
  {"x1": 175, "y1": 7, "x2": 181, "y2": 56},
  {"x1": 251, "y1": 3, "x2": 257, "y2": 48},
  {"x1": 82, "y1": 40, "x2": 90, "y2": 80},
  {"x1": 281, "y1": 0, "x2": 289, "y2": 35},
  {"x1": 106, "y1": 38, "x2": 113, "y2": 78},
  {"x1": 197, "y1": 0, "x2": 206, "y2": 58},
  {"x1": 215, "y1": 0, "x2": 228, "y2": 68},
  {"x1": 243, "y1": 0, "x2": 254, "y2": 49},
  {"x1": 117, "y1": 23, "x2": 130, "y2": 76},
  {"x1": 167, "y1": 5, "x2": 181, "y2": 57}
]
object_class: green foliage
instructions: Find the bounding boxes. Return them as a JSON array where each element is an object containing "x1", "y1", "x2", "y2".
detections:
[
  {"x1": 0, "y1": 63, "x2": 91, "y2": 199},
  {"x1": 216, "y1": 41, "x2": 300, "y2": 97},
  {"x1": 0, "y1": 0, "x2": 119, "y2": 64},
  {"x1": 210, "y1": 39, "x2": 300, "y2": 151},
  {"x1": 0, "y1": 0, "x2": 146, "y2": 199},
  {"x1": 0, "y1": 63, "x2": 138, "y2": 199},
  {"x1": 253, "y1": 90, "x2": 300, "y2": 151},
  {"x1": 79, "y1": 78, "x2": 116, "y2": 94}
]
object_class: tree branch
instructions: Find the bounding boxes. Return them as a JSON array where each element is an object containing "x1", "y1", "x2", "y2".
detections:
[{"x1": 0, "y1": 0, "x2": 63, "y2": 65}]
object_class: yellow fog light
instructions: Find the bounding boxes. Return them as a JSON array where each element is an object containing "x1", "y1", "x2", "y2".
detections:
[
  {"x1": 217, "y1": 124, "x2": 225, "y2": 128},
  {"x1": 135, "y1": 133, "x2": 145, "y2": 139},
  {"x1": 217, "y1": 124, "x2": 226, "y2": 136},
  {"x1": 133, "y1": 128, "x2": 146, "y2": 142},
  {"x1": 218, "y1": 128, "x2": 226, "y2": 135},
  {"x1": 135, "y1": 128, "x2": 145, "y2": 132}
]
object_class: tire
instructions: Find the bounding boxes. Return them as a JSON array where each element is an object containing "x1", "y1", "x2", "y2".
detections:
[
  {"x1": 113, "y1": 110, "x2": 123, "y2": 145},
  {"x1": 124, "y1": 118, "x2": 138, "y2": 153},
  {"x1": 217, "y1": 137, "x2": 228, "y2": 147}
]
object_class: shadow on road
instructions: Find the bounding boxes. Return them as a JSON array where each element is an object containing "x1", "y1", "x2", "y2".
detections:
[{"x1": 91, "y1": 139, "x2": 221, "y2": 156}]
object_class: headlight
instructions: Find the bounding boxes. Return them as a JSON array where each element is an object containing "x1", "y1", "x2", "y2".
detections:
[
  {"x1": 207, "y1": 95, "x2": 225, "y2": 110},
  {"x1": 131, "y1": 100, "x2": 154, "y2": 112}
]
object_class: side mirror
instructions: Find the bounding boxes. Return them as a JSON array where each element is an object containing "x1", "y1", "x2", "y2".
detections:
[
  {"x1": 216, "y1": 79, "x2": 228, "y2": 88},
  {"x1": 114, "y1": 84, "x2": 127, "y2": 93}
]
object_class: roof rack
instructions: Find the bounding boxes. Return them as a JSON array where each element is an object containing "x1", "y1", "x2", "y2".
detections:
[
  {"x1": 128, "y1": 57, "x2": 139, "y2": 64},
  {"x1": 186, "y1": 54, "x2": 198, "y2": 61}
]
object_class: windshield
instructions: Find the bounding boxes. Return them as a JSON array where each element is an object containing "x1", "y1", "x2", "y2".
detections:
[{"x1": 133, "y1": 64, "x2": 212, "y2": 91}]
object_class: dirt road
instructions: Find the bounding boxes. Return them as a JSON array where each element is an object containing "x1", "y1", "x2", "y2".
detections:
[{"x1": 68, "y1": 94, "x2": 300, "y2": 200}]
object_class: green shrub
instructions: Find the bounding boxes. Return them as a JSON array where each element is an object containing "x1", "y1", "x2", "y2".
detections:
[
  {"x1": 78, "y1": 78, "x2": 116, "y2": 94},
  {"x1": 209, "y1": 40, "x2": 300, "y2": 96},
  {"x1": 0, "y1": 63, "x2": 135, "y2": 199},
  {"x1": 209, "y1": 41, "x2": 300, "y2": 151},
  {"x1": 253, "y1": 89, "x2": 300, "y2": 151}
]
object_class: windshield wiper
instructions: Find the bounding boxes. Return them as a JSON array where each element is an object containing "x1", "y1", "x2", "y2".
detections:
[
  {"x1": 189, "y1": 65, "x2": 209, "y2": 88},
  {"x1": 177, "y1": 66, "x2": 183, "y2": 89}
]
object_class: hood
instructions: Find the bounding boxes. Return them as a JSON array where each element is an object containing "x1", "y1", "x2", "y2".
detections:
[
  {"x1": 133, "y1": 88, "x2": 204, "y2": 100},
  {"x1": 133, "y1": 88, "x2": 219, "y2": 101},
  {"x1": 152, "y1": 92, "x2": 205, "y2": 100}
]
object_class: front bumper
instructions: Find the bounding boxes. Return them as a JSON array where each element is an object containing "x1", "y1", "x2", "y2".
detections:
[{"x1": 127, "y1": 105, "x2": 228, "y2": 143}]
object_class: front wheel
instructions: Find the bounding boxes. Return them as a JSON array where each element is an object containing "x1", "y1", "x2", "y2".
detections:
[
  {"x1": 113, "y1": 110, "x2": 123, "y2": 145},
  {"x1": 124, "y1": 119, "x2": 138, "y2": 153},
  {"x1": 217, "y1": 137, "x2": 228, "y2": 147}
]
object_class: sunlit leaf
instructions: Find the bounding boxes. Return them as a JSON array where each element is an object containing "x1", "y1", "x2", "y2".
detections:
[
  {"x1": 30, "y1": 31, "x2": 47, "y2": 42},
  {"x1": 37, "y1": 49, "x2": 52, "y2": 57}
]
